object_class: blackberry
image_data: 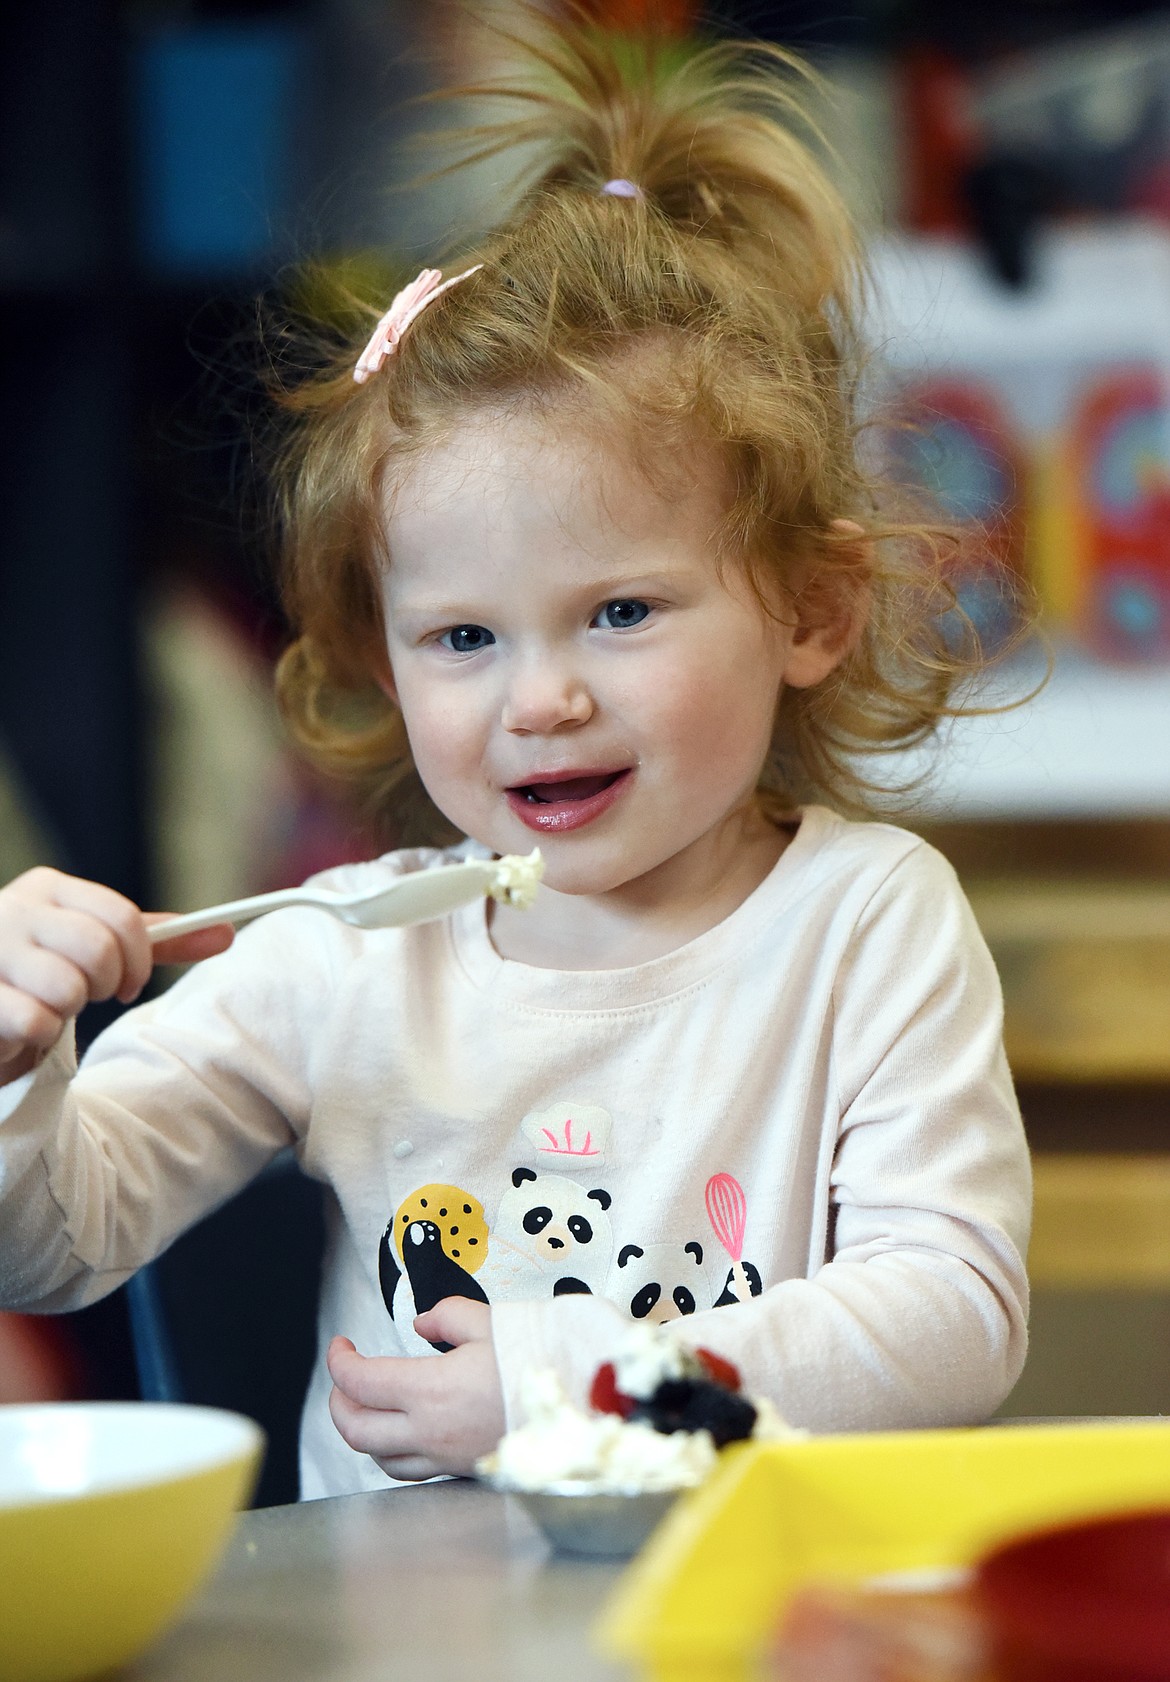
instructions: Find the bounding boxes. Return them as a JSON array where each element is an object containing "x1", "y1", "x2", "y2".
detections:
[{"x1": 632, "y1": 1377, "x2": 758, "y2": 1448}]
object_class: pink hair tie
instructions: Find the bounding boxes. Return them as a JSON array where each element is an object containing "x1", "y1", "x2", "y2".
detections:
[
  {"x1": 353, "y1": 263, "x2": 484, "y2": 384},
  {"x1": 601, "y1": 179, "x2": 643, "y2": 200}
]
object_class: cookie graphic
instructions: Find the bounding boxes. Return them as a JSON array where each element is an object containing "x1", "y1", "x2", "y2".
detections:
[
  {"x1": 391, "y1": 1184, "x2": 488, "y2": 1271},
  {"x1": 397, "y1": 1219, "x2": 490, "y2": 1317},
  {"x1": 379, "y1": 1184, "x2": 490, "y2": 1337}
]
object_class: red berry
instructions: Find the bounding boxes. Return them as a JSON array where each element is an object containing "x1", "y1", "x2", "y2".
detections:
[
  {"x1": 589, "y1": 1362, "x2": 635, "y2": 1418},
  {"x1": 695, "y1": 1348, "x2": 741, "y2": 1391}
]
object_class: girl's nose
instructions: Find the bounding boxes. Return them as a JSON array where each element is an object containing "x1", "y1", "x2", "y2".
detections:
[{"x1": 500, "y1": 657, "x2": 594, "y2": 734}]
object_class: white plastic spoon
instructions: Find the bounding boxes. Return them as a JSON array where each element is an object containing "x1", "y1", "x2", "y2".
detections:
[{"x1": 147, "y1": 849, "x2": 543, "y2": 945}]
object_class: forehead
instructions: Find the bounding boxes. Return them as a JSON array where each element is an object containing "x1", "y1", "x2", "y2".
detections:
[{"x1": 380, "y1": 409, "x2": 729, "y2": 568}]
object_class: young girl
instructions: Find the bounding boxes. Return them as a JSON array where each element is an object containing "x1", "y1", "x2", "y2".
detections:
[{"x1": 0, "y1": 12, "x2": 1029, "y2": 1498}]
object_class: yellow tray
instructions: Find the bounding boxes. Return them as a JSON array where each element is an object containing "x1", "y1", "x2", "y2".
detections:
[{"x1": 597, "y1": 1420, "x2": 1170, "y2": 1682}]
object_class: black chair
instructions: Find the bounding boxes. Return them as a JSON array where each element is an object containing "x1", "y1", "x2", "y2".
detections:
[{"x1": 125, "y1": 1152, "x2": 326, "y2": 1507}]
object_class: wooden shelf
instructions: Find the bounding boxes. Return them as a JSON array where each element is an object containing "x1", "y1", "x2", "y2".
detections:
[
  {"x1": 1032, "y1": 1155, "x2": 1170, "y2": 1287},
  {"x1": 963, "y1": 879, "x2": 1170, "y2": 1083}
]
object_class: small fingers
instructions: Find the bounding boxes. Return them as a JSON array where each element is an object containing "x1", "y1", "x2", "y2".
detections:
[
  {"x1": 0, "y1": 869, "x2": 162, "y2": 1080},
  {"x1": 328, "y1": 1384, "x2": 411, "y2": 1456},
  {"x1": 325, "y1": 1335, "x2": 359, "y2": 1393},
  {"x1": 326, "y1": 1344, "x2": 448, "y2": 1480},
  {"x1": 22, "y1": 906, "x2": 129, "y2": 1005},
  {"x1": 0, "y1": 980, "x2": 65, "y2": 1066},
  {"x1": 54, "y1": 873, "x2": 152, "y2": 998},
  {"x1": 413, "y1": 1297, "x2": 491, "y2": 1349},
  {"x1": 326, "y1": 1338, "x2": 425, "y2": 1411},
  {"x1": 146, "y1": 921, "x2": 235, "y2": 970},
  {"x1": 1, "y1": 870, "x2": 153, "y2": 1005},
  {"x1": 328, "y1": 1387, "x2": 443, "y2": 1480},
  {"x1": 2, "y1": 945, "x2": 92, "y2": 1024},
  {"x1": 48, "y1": 881, "x2": 153, "y2": 1003},
  {"x1": 372, "y1": 1454, "x2": 443, "y2": 1483},
  {"x1": 325, "y1": 1336, "x2": 501, "y2": 1480}
]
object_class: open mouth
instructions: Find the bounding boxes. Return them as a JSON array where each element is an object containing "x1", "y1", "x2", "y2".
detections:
[
  {"x1": 513, "y1": 773, "x2": 624, "y2": 805},
  {"x1": 505, "y1": 768, "x2": 632, "y2": 833}
]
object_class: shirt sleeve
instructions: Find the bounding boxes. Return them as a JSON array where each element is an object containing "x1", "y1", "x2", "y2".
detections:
[
  {"x1": 491, "y1": 842, "x2": 1031, "y2": 1433},
  {"x1": 0, "y1": 910, "x2": 332, "y2": 1313}
]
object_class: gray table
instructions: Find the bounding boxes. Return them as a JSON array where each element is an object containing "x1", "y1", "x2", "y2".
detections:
[{"x1": 128, "y1": 1482, "x2": 632, "y2": 1682}]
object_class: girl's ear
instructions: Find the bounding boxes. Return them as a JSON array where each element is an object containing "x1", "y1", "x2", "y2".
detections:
[
  {"x1": 372, "y1": 654, "x2": 400, "y2": 708},
  {"x1": 780, "y1": 519, "x2": 871, "y2": 690}
]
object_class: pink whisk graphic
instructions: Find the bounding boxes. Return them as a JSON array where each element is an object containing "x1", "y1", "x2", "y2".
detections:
[{"x1": 705, "y1": 1172, "x2": 750, "y2": 1303}]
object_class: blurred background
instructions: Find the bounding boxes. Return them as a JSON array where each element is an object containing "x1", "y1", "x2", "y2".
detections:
[{"x1": 4, "y1": 0, "x2": 1170, "y2": 1474}]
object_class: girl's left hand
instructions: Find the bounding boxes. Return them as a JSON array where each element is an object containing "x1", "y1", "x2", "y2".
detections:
[{"x1": 326, "y1": 1300, "x2": 505, "y2": 1481}]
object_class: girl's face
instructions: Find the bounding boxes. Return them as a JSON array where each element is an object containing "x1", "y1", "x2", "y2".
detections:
[{"x1": 379, "y1": 413, "x2": 845, "y2": 902}]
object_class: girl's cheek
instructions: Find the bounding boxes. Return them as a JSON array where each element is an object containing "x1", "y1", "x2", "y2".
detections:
[{"x1": 408, "y1": 698, "x2": 486, "y2": 778}]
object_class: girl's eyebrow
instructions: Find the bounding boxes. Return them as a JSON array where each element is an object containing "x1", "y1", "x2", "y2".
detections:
[
  {"x1": 538, "y1": 560, "x2": 692, "y2": 601},
  {"x1": 388, "y1": 564, "x2": 685, "y2": 617},
  {"x1": 385, "y1": 597, "x2": 483, "y2": 628},
  {"x1": 579, "y1": 567, "x2": 681, "y2": 594}
]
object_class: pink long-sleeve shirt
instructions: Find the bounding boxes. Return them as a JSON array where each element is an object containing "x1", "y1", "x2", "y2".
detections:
[{"x1": 0, "y1": 806, "x2": 1030, "y2": 1498}]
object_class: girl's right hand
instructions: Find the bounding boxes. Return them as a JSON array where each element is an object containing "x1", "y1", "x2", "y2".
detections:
[{"x1": 0, "y1": 867, "x2": 233, "y2": 1086}]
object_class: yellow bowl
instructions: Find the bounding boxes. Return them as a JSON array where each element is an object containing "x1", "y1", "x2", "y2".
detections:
[
  {"x1": 0, "y1": 1402, "x2": 263, "y2": 1682},
  {"x1": 598, "y1": 1419, "x2": 1170, "y2": 1682}
]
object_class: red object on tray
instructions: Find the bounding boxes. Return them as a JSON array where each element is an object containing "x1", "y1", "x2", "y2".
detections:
[
  {"x1": 772, "y1": 1581, "x2": 988, "y2": 1682},
  {"x1": 975, "y1": 1510, "x2": 1170, "y2": 1681}
]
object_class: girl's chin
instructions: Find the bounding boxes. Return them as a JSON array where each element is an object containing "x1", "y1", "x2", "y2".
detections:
[{"x1": 510, "y1": 846, "x2": 667, "y2": 902}]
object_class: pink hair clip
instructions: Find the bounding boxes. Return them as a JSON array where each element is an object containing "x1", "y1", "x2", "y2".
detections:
[
  {"x1": 353, "y1": 263, "x2": 484, "y2": 384},
  {"x1": 601, "y1": 179, "x2": 643, "y2": 199}
]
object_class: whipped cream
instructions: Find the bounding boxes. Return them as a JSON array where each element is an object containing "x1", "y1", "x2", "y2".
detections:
[
  {"x1": 488, "y1": 849, "x2": 544, "y2": 910},
  {"x1": 479, "y1": 1327, "x2": 804, "y2": 1498},
  {"x1": 479, "y1": 1368, "x2": 718, "y2": 1495},
  {"x1": 612, "y1": 1323, "x2": 695, "y2": 1398}
]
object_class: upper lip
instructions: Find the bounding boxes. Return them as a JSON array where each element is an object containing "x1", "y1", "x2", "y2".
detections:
[{"x1": 505, "y1": 766, "x2": 630, "y2": 790}]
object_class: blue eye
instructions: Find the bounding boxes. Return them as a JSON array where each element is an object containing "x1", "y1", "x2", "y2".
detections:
[
  {"x1": 440, "y1": 625, "x2": 495, "y2": 653},
  {"x1": 595, "y1": 600, "x2": 650, "y2": 629}
]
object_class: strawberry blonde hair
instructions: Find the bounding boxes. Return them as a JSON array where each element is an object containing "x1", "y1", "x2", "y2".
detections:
[{"x1": 270, "y1": 5, "x2": 1002, "y2": 840}]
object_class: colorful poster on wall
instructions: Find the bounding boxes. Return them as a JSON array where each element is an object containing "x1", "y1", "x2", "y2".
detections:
[{"x1": 869, "y1": 222, "x2": 1170, "y2": 663}]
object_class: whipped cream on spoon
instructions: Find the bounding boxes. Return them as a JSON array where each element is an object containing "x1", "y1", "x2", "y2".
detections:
[{"x1": 147, "y1": 850, "x2": 543, "y2": 944}]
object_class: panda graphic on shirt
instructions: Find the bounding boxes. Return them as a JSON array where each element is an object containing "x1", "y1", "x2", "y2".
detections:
[
  {"x1": 378, "y1": 1167, "x2": 614, "y2": 1328},
  {"x1": 376, "y1": 1104, "x2": 760, "y2": 1337},
  {"x1": 609, "y1": 1240, "x2": 712, "y2": 1322}
]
